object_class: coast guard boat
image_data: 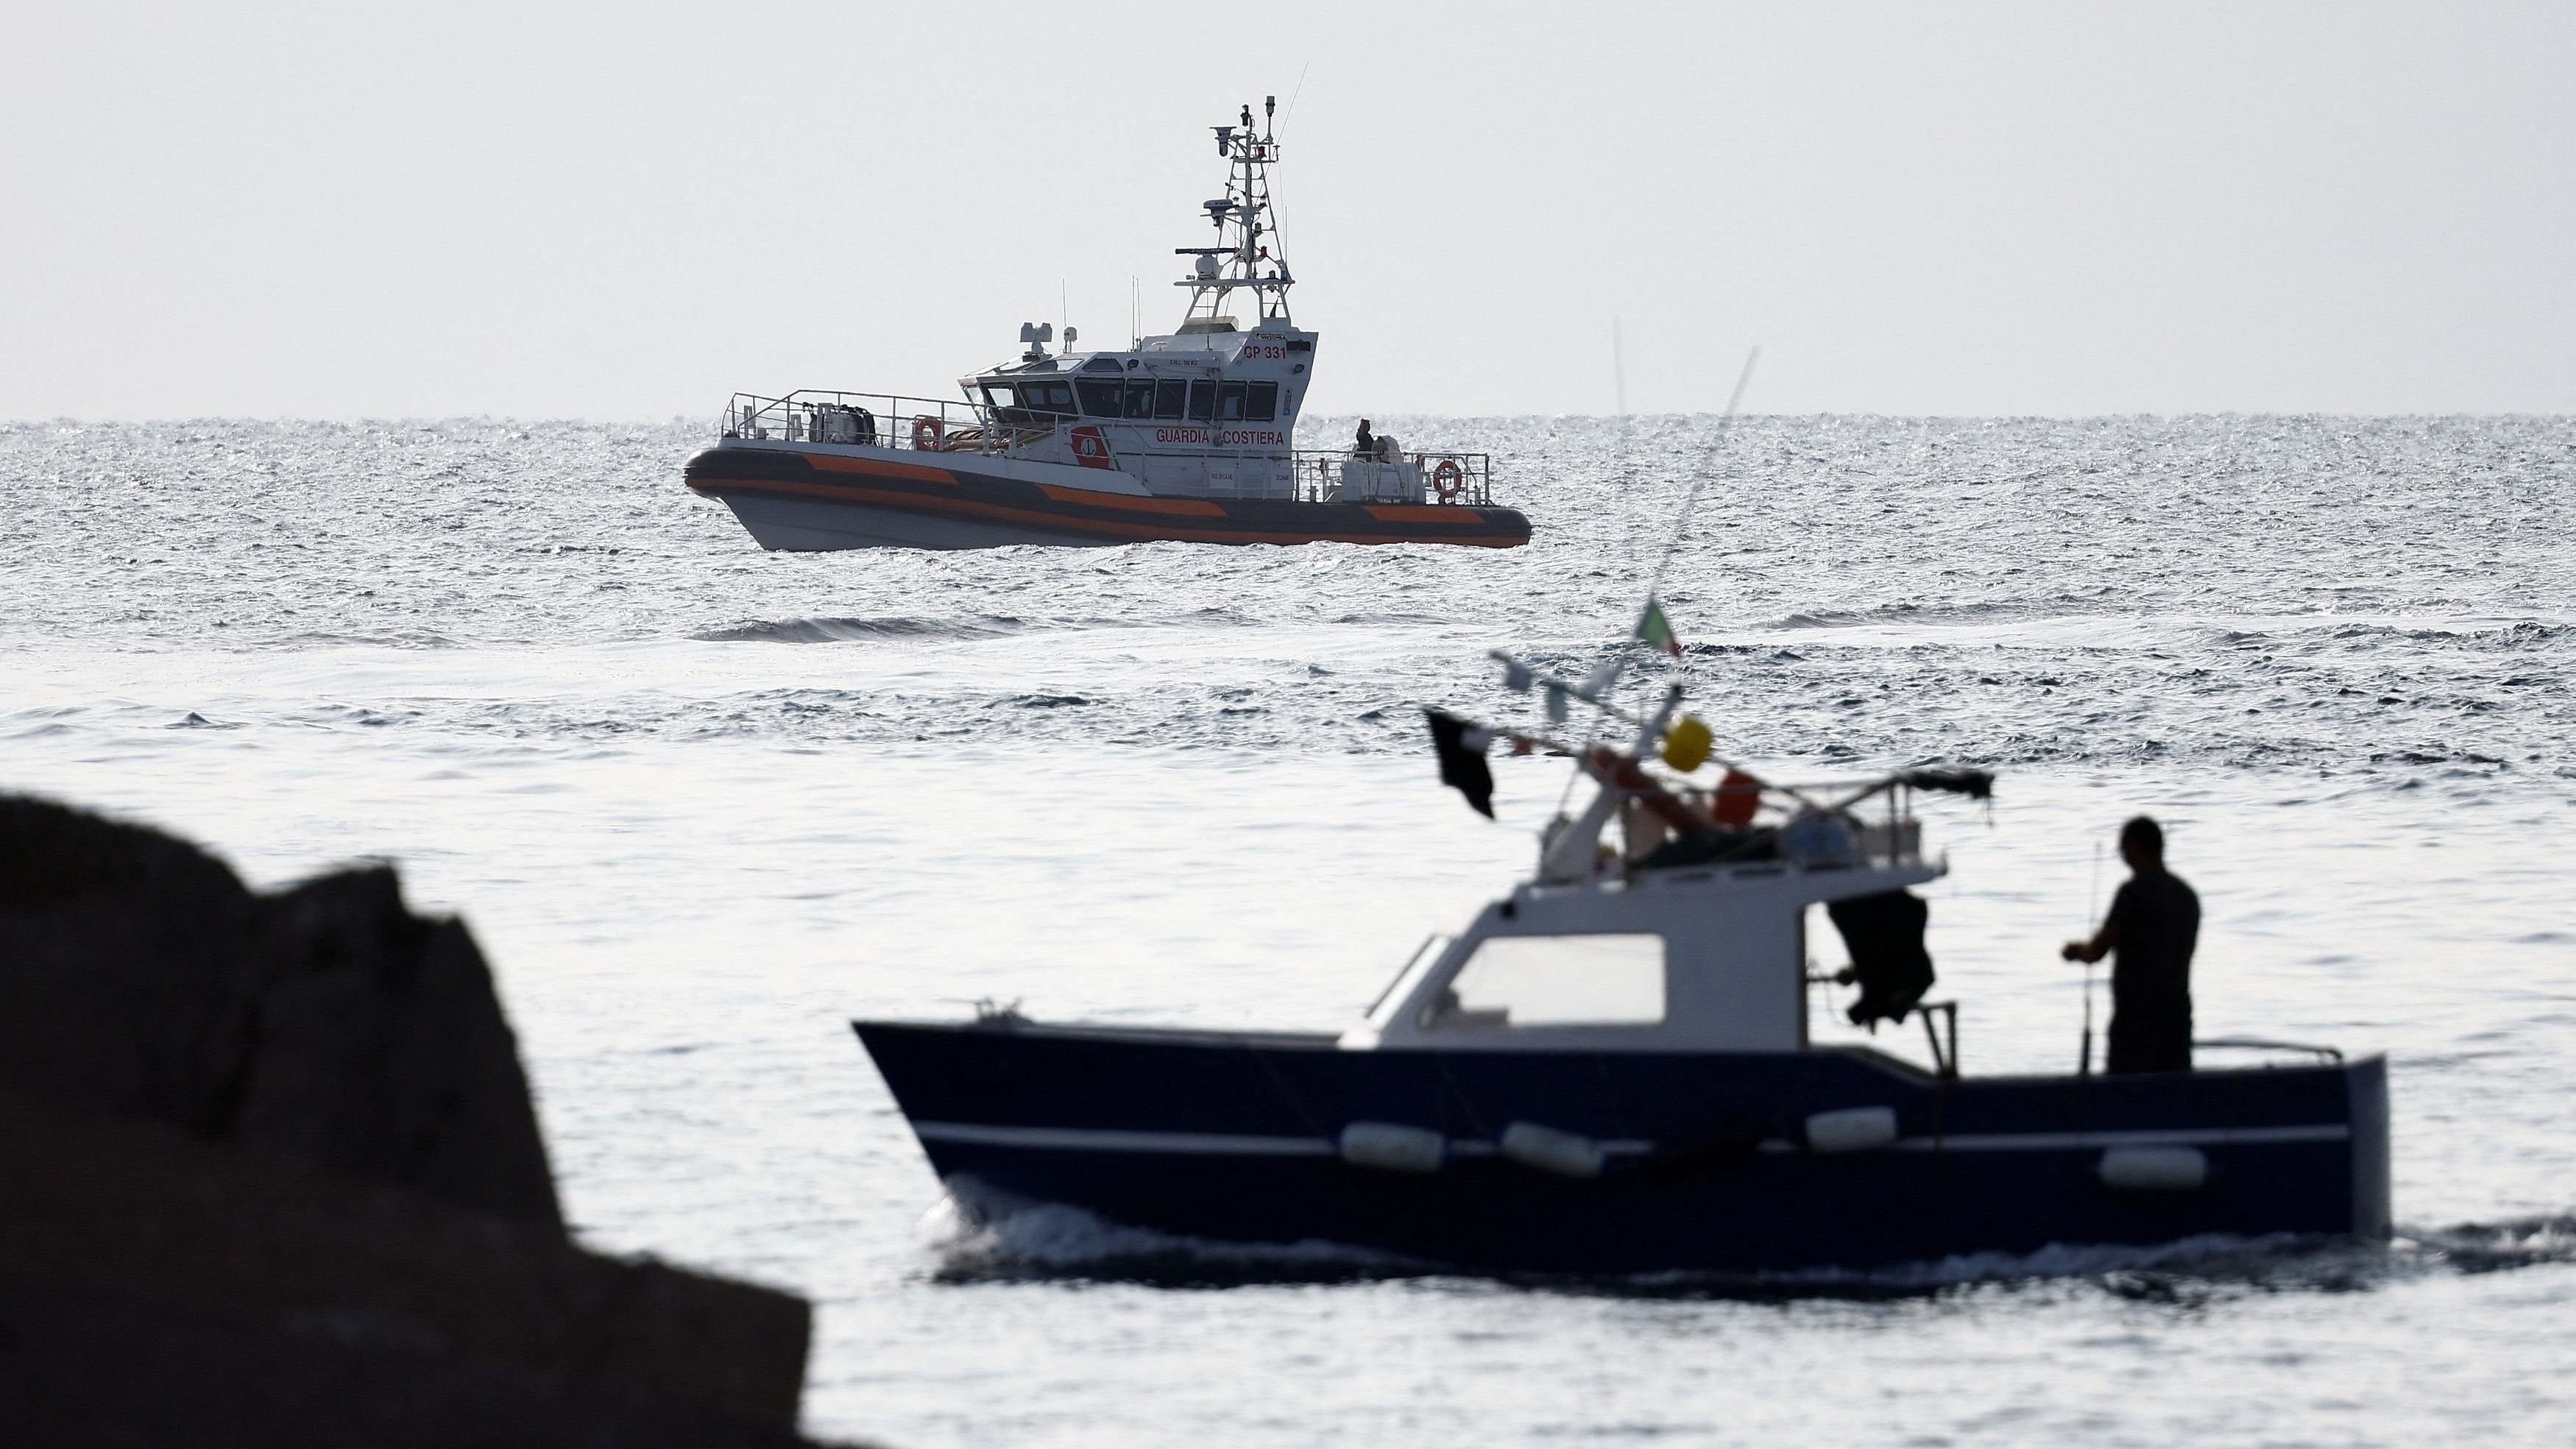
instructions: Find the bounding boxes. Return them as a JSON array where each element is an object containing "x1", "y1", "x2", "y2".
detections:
[
  {"x1": 685, "y1": 100, "x2": 1529, "y2": 552},
  {"x1": 853, "y1": 617, "x2": 2390, "y2": 1276}
]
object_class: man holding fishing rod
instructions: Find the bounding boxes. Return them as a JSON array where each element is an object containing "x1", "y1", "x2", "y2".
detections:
[{"x1": 2064, "y1": 816, "x2": 2202, "y2": 1074}]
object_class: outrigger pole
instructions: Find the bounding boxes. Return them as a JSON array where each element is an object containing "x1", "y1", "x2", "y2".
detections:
[
  {"x1": 1440, "y1": 347, "x2": 1762, "y2": 842},
  {"x1": 1518, "y1": 346, "x2": 1759, "y2": 725}
]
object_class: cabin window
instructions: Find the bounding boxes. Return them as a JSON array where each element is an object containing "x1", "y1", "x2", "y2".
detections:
[
  {"x1": 1186, "y1": 380, "x2": 1217, "y2": 421},
  {"x1": 1075, "y1": 379, "x2": 1124, "y2": 417},
  {"x1": 1124, "y1": 380, "x2": 1156, "y2": 419},
  {"x1": 1154, "y1": 380, "x2": 1189, "y2": 419},
  {"x1": 1217, "y1": 381, "x2": 1249, "y2": 420},
  {"x1": 1016, "y1": 380, "x2": 1078, "y2": 417},
  {"x1": 1245, "y1": 380, "x2": 1279, "y2": 422},
  {"x1": 1422, "y1": 933, "x2": 1666, "y2": 1030}
]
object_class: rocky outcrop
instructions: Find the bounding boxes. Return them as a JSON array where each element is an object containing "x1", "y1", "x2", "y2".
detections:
[
  {"x1": 0, "y1": 796, "x2": 839, "y2": 1446},
  {"x1": 0, "y1": 795, "x2": 559, "y2": 1227}
]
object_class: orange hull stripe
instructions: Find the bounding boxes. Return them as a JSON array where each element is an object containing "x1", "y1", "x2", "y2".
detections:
[{"x1": 803, "y1": 453, "x2": 956, "y2": 484}]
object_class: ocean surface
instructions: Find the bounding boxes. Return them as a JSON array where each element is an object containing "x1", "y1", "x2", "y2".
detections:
[{"x1": 5, "y1": 413, "x2": 2573, "y2": 1445}]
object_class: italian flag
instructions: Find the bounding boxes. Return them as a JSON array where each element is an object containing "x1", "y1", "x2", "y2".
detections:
[{"x1": 1634, "y1": 598, "x2": 1681, "y2": 656}]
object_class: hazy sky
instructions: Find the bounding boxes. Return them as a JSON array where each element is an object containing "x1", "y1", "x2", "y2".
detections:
[{"x1": 5, "y1": 2, "x2": 2570, "y2": 419}]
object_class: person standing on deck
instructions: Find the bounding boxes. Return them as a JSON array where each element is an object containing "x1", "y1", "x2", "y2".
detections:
[
  {"x1": 2062, "y1": 815, "x2": 2201, "y2": 1074},
  {"x1": 1352, "y1": 419, "x2": 1375, "y2": 457}
]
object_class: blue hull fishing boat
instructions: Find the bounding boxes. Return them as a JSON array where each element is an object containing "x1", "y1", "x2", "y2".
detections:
[
  {"x1": 857, "y1": 1024, "x2": 2384, "y2": 1275},
  {"x1": 854, "y1": 549, "x2": 2391, "y2": 1275}
]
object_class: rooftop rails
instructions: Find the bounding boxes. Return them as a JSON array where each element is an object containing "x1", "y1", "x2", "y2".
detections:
[{"x1": 721, "y1": 391, "x2": 997, "y2": 450}]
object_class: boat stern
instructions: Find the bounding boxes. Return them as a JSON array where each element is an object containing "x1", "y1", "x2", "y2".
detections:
[{"x1": 2346, "y1": 1052, "x2": 2393, "y2": 1241}]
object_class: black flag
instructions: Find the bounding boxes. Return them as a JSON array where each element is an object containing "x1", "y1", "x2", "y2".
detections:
[
  {"x1": 1827, "y1": 889, "x2": 1935, "y2": 1029},
  {"x1": 1424, "y1": 709, "x2": 1494, "y2": 818}
]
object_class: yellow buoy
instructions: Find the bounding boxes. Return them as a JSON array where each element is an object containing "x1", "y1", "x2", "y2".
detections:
[{"x1": 1661, "y1": 715, "x2": 1713, "y2": 773}]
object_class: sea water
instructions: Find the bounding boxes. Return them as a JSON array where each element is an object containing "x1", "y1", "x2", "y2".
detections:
[{"x1": 4, "y1": 414, "x2": 2571, "y2": 1445}]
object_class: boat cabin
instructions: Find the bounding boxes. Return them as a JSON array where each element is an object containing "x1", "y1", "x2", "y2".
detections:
[
  {"x1": 1341, "y1": 834, "x2": 1942, "y2": 1056},
  {"x1": 963, "y1": 321, "x2": 1315, "y2": 500},
  {"x1": 1344, "y1": 685, "x2": 1977, "y2": 1059}
]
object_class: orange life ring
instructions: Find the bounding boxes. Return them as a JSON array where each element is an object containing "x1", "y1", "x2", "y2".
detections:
[
  {"x1": 910, "y1": 414, "x2": 945, "y2": 451},
  {"x1": 1432, "y1": 458, "x2": 1465, "y2": 502}
]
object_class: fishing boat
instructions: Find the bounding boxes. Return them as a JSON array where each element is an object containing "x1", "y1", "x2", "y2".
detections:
[
  {"x1": 684, "y1": 100, "x2": 1530, "y2": 552},
  {"x1": 852, "y1": 612, "x2": 2391, "y2": 1275}
]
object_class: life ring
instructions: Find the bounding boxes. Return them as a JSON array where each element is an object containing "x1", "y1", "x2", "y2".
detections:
[
  {"x1": 1432, "y1": 458, "x2": 1465, "y2": 503},
  {"x1": 910, "y1": 414, "x2": 945, "y2": 451}
]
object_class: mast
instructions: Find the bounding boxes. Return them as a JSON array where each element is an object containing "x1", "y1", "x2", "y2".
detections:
[{"x1": 1175, "y1": 96, "x2": 1293, "y2": 329}]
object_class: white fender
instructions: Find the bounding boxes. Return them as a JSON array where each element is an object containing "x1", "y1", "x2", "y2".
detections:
[
  {"x1": 2098, "y1": 1145, "x2": 2208, "y2": 1190},
  {"x1": 1499, "y1": 1122, "x2": 1607, "y2": 1179},
  {"x1": 1337, "y1": 1121, "x2": 1446, "y2": 1174},
  {"x1": 1805, "y1": 1105, "x2": 1899, "y2": 1153}
]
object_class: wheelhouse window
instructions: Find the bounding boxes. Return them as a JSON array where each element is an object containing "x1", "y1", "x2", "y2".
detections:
[
  {"x1": 1075, "y1": 379, "x2": 1124, "y2": 417},
  {"x1": 1186, "y1": 380, "x2": 1217, "y2": 421},
  {"x1": 1124, "y1": 380, "x2": 1156, "y2": 419},
  {"x1": 1420, "y1": 933, "x2": 1666, "y2": 1030},
  {"x1": 1245, "y1": 380, "x2": 1279, "y2": 422},
  {"x1": 1015, "y1": 380, "x2": 1078, "y2": 417},
  {"x1": 1217, "y1": 381, "x2": 1249, "y2": 420},
  {"x1": 1154, "y1": 380, "x2": 1188, "y2": 419}
]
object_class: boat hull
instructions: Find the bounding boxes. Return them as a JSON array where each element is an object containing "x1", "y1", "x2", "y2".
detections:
[
  {"x1": 684, "y1": 444, "x2": 1532, "y2": 550},
  {"x1": 854, "y1": 1020, "x2": 2391, "y2": 1275}
]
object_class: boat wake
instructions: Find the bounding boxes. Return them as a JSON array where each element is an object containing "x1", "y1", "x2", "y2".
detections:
[
  {"x1": 921, "y1": 1183, "x2": 1429, "y2": 1287},
  {"x1": 922, "y1": 1189, "x2": 2576, "y2": 1299}
]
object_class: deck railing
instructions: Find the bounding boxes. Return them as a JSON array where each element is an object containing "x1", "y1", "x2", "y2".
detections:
[
  {"x1": 719, "y1": 392, "x2": 1496, "y2": 506},
  {"x1": 1293, "y1": 451, "x2": 1493, "y2": 506},
  {"x1": 721, "y1": 391, "x2": 1002, "y2": 453}
]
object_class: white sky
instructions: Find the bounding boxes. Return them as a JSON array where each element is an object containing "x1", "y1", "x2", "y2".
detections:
[{"x1": 4, "y1": 2, "x2": 2570, "y2": 419}]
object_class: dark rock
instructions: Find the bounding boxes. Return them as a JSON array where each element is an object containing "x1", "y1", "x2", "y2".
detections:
[
  {"x1": 0, "y1": 795, "x2": 559, "y2": 1229},
  {"x1": 0, "y1": 1272, "x2": 822, "y2": 1449},
  {"x1": 0, "y1": 1089, "x2": 821, "y2": 1436},
  {"x1": 0, "y1": 796, "x2": 845, "y2": 1445}
]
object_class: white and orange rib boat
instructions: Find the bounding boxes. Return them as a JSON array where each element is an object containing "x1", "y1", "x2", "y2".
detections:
[{"x1": 684, "y1": 101, "x2": 1530, "y2": 552}]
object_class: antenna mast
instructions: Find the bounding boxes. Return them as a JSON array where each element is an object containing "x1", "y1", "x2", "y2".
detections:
[{"x1": 1176, "y1": 97, "x2": 1292, "y2": 329}]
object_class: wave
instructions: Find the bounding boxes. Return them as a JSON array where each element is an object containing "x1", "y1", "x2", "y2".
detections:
[
  {"x1": 1747, "y1": 600, "x2": 2123, "y2": 634},
  {"x1": 257, "y1": 630, "x2": 464, "y2": 651},
  {"x1": 1750, "y1": 606, "x2": 2572, "y2": 646},
  {"x1": 2404, "y1": 1213, "x2": 2576, "y2": 1273},
  {"x1": 693, "y1": 609, "x2": 1279, "y2": 645},
  {"x1": 692, "y1": 614, "x2": 1027, "y2": 645},
  {"x1": 923, "y1": 1188, "x2": 2576, "y2": 1297}
]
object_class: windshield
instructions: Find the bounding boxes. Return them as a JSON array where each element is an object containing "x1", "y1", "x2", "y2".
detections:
[{"x1": 1365, "y1": 934, "x2": 1451, "y2": 1021}]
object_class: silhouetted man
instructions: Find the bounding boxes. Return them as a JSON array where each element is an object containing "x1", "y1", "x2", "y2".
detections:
[
  {"x1": 2063, "y1": 815, "x2": 2201, "y2": 1074},
  {"x1": 1353, "y1": 419, "x2": 1375, "y2": 457}
]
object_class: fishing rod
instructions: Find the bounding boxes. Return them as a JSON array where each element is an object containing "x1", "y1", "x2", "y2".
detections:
[
  {"x1": 1465, "y1": 346, "x2": 1764, "y2": 835},
  {"x1": 2081, "y1": 838, "x2": 2102, "y2": 1077},
  {"x1": 1641, "y1": 347, "x2": 1761, "y2": 606}
]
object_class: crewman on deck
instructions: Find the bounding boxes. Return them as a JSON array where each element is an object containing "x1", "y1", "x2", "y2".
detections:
[
  {"x1": 1353, "y1": 419, "x2": 1376, "y2": 457},
  {"x1": 2062, "y1": 815, "x2": 2201, "y2": 1074}
]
